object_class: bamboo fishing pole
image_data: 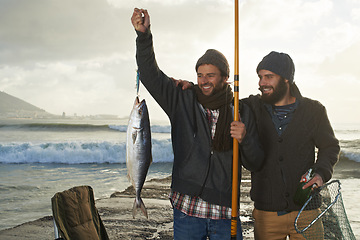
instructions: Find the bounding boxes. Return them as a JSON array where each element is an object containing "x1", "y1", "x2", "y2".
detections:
[{"x1": 231, "y1": 0, "x2": 240, "y2": 239}]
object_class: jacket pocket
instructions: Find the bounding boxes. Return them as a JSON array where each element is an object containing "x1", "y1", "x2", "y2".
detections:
[{"x1": 251, "y1": 175, "x2": 272, "y2": 204}]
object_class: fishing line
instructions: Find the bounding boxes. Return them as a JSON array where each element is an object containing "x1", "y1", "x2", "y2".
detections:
[{"x1": 136, "y1": 69, "x2": 140, "y2": 97}]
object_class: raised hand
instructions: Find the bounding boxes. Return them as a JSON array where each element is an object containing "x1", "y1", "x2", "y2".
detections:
[{"x1": 131, "y1": 8, "x2": 150, "y2": 33}]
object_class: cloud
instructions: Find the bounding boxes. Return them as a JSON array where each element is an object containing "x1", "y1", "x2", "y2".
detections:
[
  {"x1": 0, "y1": 0, "x2": 131, "y2": 65},
  {"x1": 317, "y1": 39, "x2": 360, "y2": 77},
  {"x1": 0, "y1": 55, "x2": 137, "y2": 116},
  {"x1": 352, "y1": 8, "x2": 360, "y2": 20},
  {"x1": 240, "y1": 0, "x2": 333, "y2": 40},
  {"x1": 0, "y1": 0, "x2": 359, "y2": 123}
]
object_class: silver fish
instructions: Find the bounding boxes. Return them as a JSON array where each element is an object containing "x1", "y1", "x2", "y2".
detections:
[{"x1": 126, "y1": 96, "x2": 152, "y2": 219}]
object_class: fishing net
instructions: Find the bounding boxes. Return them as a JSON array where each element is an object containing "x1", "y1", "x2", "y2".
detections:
[{"x1": 294, "y1": 180, "x2": 356, "y2": 240}]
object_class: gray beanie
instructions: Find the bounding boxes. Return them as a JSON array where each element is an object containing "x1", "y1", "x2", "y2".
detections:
[
  {"x1": 196, "y1": 49, "x2": 230, "y2": 77},
  {"x1": 256, "y1": 51, "x2": 295, "y2": 83}
]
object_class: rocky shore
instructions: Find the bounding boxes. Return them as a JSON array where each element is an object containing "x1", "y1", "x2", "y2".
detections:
[{"x1": 0, "y1": 168, "x2": 254, "y2": 240}]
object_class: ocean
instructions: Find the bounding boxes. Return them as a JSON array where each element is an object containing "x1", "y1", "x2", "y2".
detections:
[{"x1": 0, "y1": 118, "x2": 359, "y2": 238}]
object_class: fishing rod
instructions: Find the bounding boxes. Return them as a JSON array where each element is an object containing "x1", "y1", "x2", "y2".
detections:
[{"x1": 231, "y1": 0, "x2": 240, "y2": 239}]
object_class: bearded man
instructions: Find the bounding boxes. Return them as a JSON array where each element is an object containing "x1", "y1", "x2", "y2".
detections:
[{"x1": 242, "y1": 51, "x2": 340, "y2": 239}]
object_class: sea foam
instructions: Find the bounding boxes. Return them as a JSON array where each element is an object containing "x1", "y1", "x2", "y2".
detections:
[{"x1": 0, "y1": 139, "x2": 174, "y2": 164}]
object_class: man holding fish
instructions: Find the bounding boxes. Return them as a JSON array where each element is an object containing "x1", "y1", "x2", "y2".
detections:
[{"x1": 131, "y1": 8, "x2": 264, "y2": 239}]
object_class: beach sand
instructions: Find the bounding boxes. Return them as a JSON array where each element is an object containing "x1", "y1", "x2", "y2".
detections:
[{"x1": 0, "y1": 169, "x2": 254, "y2": 240}]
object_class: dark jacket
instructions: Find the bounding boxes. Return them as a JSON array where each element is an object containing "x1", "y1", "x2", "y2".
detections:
[
  {"x1": 136, "y1": 29, "x2": 264, "y2": 208},
  {"x1": 242, "y1": 84, "x2": 340, "y2": 211}
]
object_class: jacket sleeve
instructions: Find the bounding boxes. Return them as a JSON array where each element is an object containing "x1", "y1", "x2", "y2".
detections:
[
  {"x1": 312, "y1": 104, "x2": 340, "y2": 182},
  {"x1": 238, "y1": 101, "x2": 264, "y2": 172},
  {"x1": 135, "y1": 28, "x2": 179, "y2": 117}
]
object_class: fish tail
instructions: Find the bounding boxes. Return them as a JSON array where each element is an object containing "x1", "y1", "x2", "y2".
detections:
[{"x1": 132, "y1": 196, "x2": 148, "y2": 219}]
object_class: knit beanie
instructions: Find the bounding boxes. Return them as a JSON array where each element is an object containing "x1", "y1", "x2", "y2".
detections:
[
  {"x1": 256, "y1": 51, "x2": 295, "y2": 83},
  {"x1": 196, "y1": 49, "x2": 230, "y2": 77}
]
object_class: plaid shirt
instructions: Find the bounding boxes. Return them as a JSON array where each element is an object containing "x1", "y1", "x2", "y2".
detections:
[
  {"x1": 170, "y1": 191, "x2": 232, "y2": 219},
  {"x1": 169, "y1": 108, "x2": 232, "y2": 219},
  {"x1": 206, "y1": 108, "x2": 219, "y2": 140}
]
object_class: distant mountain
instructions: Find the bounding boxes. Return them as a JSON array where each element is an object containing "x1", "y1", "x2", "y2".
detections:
[{"x1": 0, "y1": 91, "x2": 53, "y2": 118}]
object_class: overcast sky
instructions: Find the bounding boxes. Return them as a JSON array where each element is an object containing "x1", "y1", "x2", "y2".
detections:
[{"x1": 1, "y1": 0, "x2": 359, "y2": 124}]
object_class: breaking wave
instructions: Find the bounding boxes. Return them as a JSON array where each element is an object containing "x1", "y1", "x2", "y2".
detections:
[{"x1": 0, "y1": 139, "x2": 173, "y2": 164}]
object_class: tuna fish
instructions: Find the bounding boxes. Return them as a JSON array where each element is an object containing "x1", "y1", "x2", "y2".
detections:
[{"x1": 126, "y1": 96, "x2": 152, "y2": 219}]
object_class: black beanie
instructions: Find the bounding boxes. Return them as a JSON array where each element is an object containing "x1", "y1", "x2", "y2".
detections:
[
  {"x1": 196, "y1": 49, "x2": 230, "y2": 77},
  {"x1": 256, "y1": 51, "x2": 295, "y2": 83}
]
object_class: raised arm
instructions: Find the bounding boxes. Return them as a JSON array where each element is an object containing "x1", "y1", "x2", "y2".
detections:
[{"x1": 132, "y1": 8, "x2": 187, "y2": 118}]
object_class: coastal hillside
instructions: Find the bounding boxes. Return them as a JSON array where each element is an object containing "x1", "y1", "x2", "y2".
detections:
[{"x1": 0, "y1": 91, "x2": 52, "y2": 118}]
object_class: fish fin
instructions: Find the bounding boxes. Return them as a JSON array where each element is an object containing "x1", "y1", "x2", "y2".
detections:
[
  {"x1": 132, "y1": 197, "x2": 148, "y2": 219},
  {"x1": 132, "y1": 131, "x2": 137, "y2": 144}
]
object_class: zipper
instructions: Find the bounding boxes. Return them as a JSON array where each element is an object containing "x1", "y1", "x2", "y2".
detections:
[{"x1": 197, "y1": 102, "x2": 213, "y2": 196}]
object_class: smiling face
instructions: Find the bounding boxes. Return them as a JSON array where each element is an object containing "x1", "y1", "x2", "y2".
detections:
[
  {"x1": 197, "y1": 64, "x2": 227, "y2": 96},
  {"x1": 258, "y1": 69, "x2": 289, "y2": 105}
]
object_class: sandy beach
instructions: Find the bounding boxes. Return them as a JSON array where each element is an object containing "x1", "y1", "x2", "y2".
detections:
[
  {"x1": 0, "y1": 169, "x2": 254, "y2": 240},
  {"x1": 1, "y1": 159, "x2": 359, "y2": 240}
]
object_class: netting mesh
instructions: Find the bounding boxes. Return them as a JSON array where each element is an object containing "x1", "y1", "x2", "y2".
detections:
[{"x1": 294, "y1": 180, "x2": 356, "y2": 240}]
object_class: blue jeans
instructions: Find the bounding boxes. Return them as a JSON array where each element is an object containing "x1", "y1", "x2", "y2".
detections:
[{"x1": 173, "y1": 208, "x2": 243, "y2": 240}]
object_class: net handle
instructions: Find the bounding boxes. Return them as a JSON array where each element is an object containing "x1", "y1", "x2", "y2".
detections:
[{"x1": 294, "y1": 180, "x2": 341, "y2": 233}]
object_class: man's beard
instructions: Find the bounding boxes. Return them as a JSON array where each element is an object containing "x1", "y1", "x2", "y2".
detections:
[{"x1": 260, "y1": 77, "x2": 288, "y2": 104}]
